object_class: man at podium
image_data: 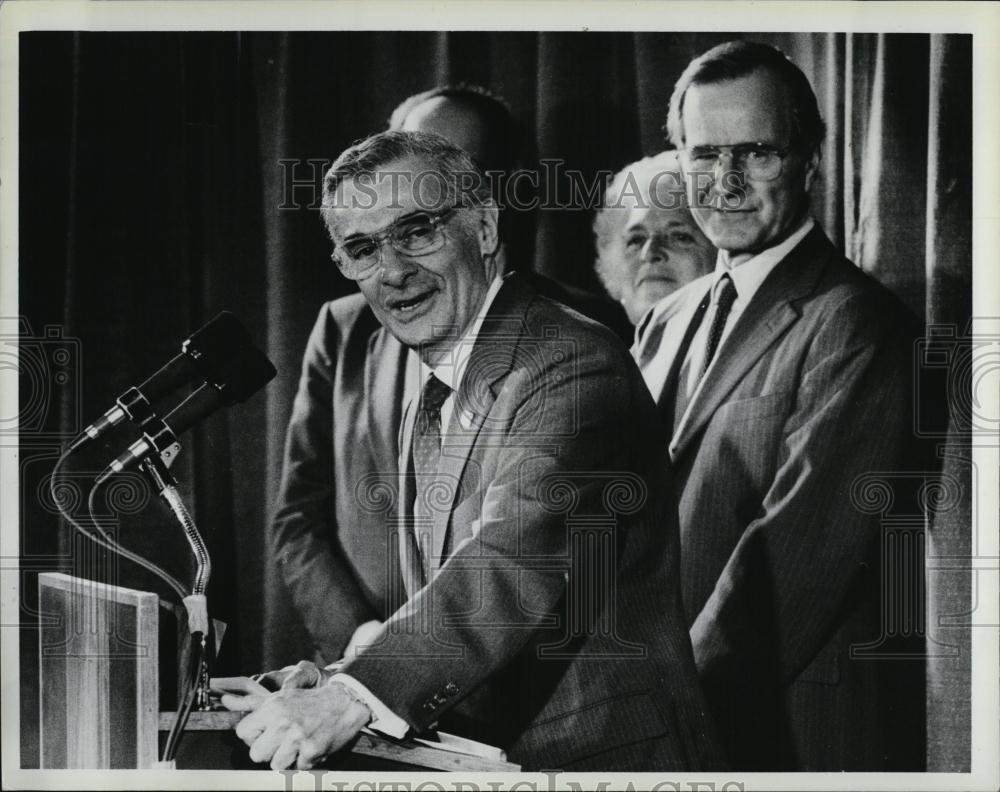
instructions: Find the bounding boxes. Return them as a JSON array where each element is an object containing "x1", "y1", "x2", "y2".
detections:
[{"x1": 219, "y1": 130, "x2": 724, "y2": 772}]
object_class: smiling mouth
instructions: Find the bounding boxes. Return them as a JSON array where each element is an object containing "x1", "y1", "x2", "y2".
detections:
[
  {"x1": 387, "y1": 289, "x2": 436, "y2": 316},
  {"x1": 636, "y1": 273, "x2": 676, "y2": 287}
]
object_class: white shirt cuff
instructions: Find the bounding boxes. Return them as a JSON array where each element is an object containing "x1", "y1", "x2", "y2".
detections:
[{"x1": 329, "y1": 673, "x2": 410, "y2": 739}]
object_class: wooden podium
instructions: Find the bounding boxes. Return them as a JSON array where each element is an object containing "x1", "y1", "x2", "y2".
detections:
[{"x1": 37, "y1": 573, "x2": 519, "y2": 771}]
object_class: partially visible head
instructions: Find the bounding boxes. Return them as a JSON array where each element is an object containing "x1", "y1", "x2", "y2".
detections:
[
  {"x1": 389, "y1": 85, "x2": 527, "y2": 176},
  {"x1": 389, "y1": 85, "x2": 535, "y2": 269},
  {"x1": 593, "y1": 151, "x2": 716, "y2": 325},
  {"x1": 322, "y1": 130, "x2": 500, "y2": 362},
  {"x1": 666, "y1": 40, "x2": 825, "y2": 256}
]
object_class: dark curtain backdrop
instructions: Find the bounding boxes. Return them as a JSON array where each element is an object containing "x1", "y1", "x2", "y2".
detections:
[{"x1": 18, "y1": 31, "x2": 972, "y2": 770}]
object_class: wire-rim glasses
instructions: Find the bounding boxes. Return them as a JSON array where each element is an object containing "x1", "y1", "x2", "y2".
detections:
[
  {"x1": 331, "y1": 206, "x2": 459, "y2": 280},
  {"x1": 680, "y1": 142, "x2": 790, "y2": 182}
]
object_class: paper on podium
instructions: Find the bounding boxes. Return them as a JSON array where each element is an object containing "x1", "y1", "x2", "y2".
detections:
[{"x1": 412, "y1": 731, "x2": 508, "y2": 762}]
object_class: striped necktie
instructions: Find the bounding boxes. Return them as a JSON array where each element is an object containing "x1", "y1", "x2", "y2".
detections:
[{"x1": 406, "y1": 374, "x2": 452, "y2": 586}]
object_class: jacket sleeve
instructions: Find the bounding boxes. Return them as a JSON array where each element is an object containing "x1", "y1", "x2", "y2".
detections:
[
  {"x1": 271, "y1": 304, "x2": 376, "y2": 663},
  {"x1": 689, "y1": 289, "x2": 921, "y2": 686}
]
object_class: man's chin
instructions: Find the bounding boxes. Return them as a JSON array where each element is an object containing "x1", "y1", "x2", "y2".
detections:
[
  {"x1": 703, "y1": 223, "x2": 764, "y2": 255},
  {"x1": 384, "y1": 318, "x2": 454, "y2": 359},
  {"x1": 636, "y1": 281, "x2": 677, "y2": 306},
  {"x1": 385, "y1": 320, "x2": 431, "y2": 350}
]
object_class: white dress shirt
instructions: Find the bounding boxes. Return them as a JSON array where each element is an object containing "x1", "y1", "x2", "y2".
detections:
[
  {"x1": 419, "y1": 274, "x2": 505, "y2": 434},
  {"x1": 636, "y1": 216, "x2": 815, "y2": 404},
  {"x1": 329, "y1": 274, "x2": 505, "y2": 738}
]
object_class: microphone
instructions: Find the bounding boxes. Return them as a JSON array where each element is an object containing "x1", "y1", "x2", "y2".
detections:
[
  {"x1": 95, "y1": 344, "x2": 277, "y2": 484},
  {"x1": 76, "y1": 312, "x2": 255, "y2": 447}
]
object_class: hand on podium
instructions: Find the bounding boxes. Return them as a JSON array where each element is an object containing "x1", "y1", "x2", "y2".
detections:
[
  {"x1": 246, "y1": 660, "x2": 336, "y2": 692},
  {"x1": 217, "y1": 679, "x2": 373, "y2": 770}
]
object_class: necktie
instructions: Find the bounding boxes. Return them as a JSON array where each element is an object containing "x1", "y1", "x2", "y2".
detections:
[
  {"x1": 408, "y1": 374, "x2": 452, "y2": 582},
  {"x1": 703, "y1": 274, "x2": 737, "y2": 375}
]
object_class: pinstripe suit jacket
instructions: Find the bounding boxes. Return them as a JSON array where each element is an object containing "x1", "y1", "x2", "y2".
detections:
[
  {"x1": 272, "y1": 272, "x2": 641, "y2": 664},
  {"x1": 331, "y1": 274, "x2": 725, "y2": 771},
  {"x1": 652, "y1": 226, "x2": 927, "y2": 770}
]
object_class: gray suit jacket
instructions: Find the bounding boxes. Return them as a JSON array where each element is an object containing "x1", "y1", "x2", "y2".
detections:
[
  {"x1": 272, "y1": 273, "x2": 632, "y2": 662},
  {"x1": 655, "y1": 226, "x2": 927, "y2": 770},
  {"x1": 323, "y1": 274, "x2": 724, "y2": 771}
]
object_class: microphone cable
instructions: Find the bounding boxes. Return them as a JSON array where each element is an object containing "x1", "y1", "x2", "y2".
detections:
[
  {"x1": 49, "y1": 446, "x2": 188, "y2": 602},
  {"x1": 161, "y1": 630, "x2": 204, "y2": 763}
]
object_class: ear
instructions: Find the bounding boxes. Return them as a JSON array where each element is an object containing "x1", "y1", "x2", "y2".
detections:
[
  {"x1": 476, "y1": 202, "x2": 500, "y2": 258},
  {"x1": 803, "y1": 145, "x2": 821, "y2": 193}
]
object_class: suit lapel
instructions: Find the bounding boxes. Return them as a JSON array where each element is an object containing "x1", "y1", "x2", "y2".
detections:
[
  {"x1": 656, "y1": 288, "x2": 711, "y2": 431},
  {"x1": 646, "y1": 280, "x2": 713, "y2": 394},
  {"x1": 429, "y1": 274, "x2": 530, "y2": 572},
  {"x1": 670, "y1": 226, "x2": 837, "y2": 461}
]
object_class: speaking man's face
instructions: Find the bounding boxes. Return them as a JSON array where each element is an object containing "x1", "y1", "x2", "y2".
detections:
[
  {"x1": 328, "y1": 156, "x2": 499, "y2": 360},
  {"x1": 681, "y1": 68, "x2": 818, "y2": 256}
]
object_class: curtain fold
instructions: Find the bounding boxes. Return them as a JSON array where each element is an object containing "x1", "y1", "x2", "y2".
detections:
[
  {"x1": 924, "y1": 32, "x2": 973, "y2": 773},
  {"x1": 19, "y1": 30, "x2": 972, "y2": 770}
]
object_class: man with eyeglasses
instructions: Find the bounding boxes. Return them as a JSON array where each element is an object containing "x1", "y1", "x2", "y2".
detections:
[
  {"x1": 633, "y1": 40, "x2": 926, "y2": 770},
  {"x1": 271, "y1": 86, "x2": 636, "y2": 680},
  {"x1": 221, "y1": 130, "x2": 724, "y2": 771}
]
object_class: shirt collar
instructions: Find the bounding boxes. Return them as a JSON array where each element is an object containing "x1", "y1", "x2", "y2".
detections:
[
  {"x1": 423, "y1": 275, "x2": 504, "y2": 391},
  {"x1": 711, "y1": 216, "x2": 815, "y2": 305},
  {"x1": 632, "y1": 270, "x2": 718, "y2": 358}
]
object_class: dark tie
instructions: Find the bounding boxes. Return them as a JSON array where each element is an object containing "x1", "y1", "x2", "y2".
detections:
[
  {"x1": 408, "y1": 374, "x2": 452, "y2": 582},
  {"x1": 703, "y1": 274, "x2": 738, "y2": 375}
]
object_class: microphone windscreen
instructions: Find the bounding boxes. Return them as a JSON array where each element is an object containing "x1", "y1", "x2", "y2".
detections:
[
  {"x1": 184, "y1": 311, "x2": 255, "y2": 383},
  {"x1": 215, "y1": 345, "x2": 278, "y2": 406}
]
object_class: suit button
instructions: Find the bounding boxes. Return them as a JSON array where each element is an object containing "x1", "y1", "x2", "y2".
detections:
[
  {"x1": 432, "y1": 693, "x2": 447, "y2": 705},
  {"x1": 423, "y1": 701, "x2": 436, "y2": 712},
  {"x1": 444, "y1": 682, "x2": 459, "y2": 695}
]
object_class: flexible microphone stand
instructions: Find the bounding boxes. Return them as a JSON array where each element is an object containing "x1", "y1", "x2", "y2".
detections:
[
  {"x1": 53, "y1": 323, "x2": 276, "y2": 767},
  {"x1": 55, "y1": 411, "x2": 217, "y2": 768},
  {"x1": 135, "y1": 426, "x2": 214, "y2": 765}
]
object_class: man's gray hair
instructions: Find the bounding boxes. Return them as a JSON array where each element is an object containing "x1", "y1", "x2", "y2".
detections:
[
  {"x1": 665, "y1": 40, "x2": 826, "y2": 154},
  {"x1": 321, "y1": 130, "x2": 493, "y2": 234}
]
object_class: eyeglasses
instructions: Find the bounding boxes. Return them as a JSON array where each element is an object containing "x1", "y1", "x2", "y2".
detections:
[
  {"x1": 680, "y1": 142, "x2": 790, "y2": 182},
  {"x1": 331, "y1": 207, "x2": 458, "y2": 280}
]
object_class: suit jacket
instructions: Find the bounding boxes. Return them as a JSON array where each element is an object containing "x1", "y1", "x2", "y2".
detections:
[
  {"x1": 273, "y1": 274, "x2": 631, "y2": 663},
  {"x1": 303, "y1": 274, "x2": 722, "y2": 771},
  {"x1": 653, "y1": 226, "x2": 927, "y2": 770}
]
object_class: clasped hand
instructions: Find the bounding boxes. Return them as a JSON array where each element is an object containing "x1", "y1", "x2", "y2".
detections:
[{"x1": 213, "y1": 662, "x2": 371, "y2": 770}]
